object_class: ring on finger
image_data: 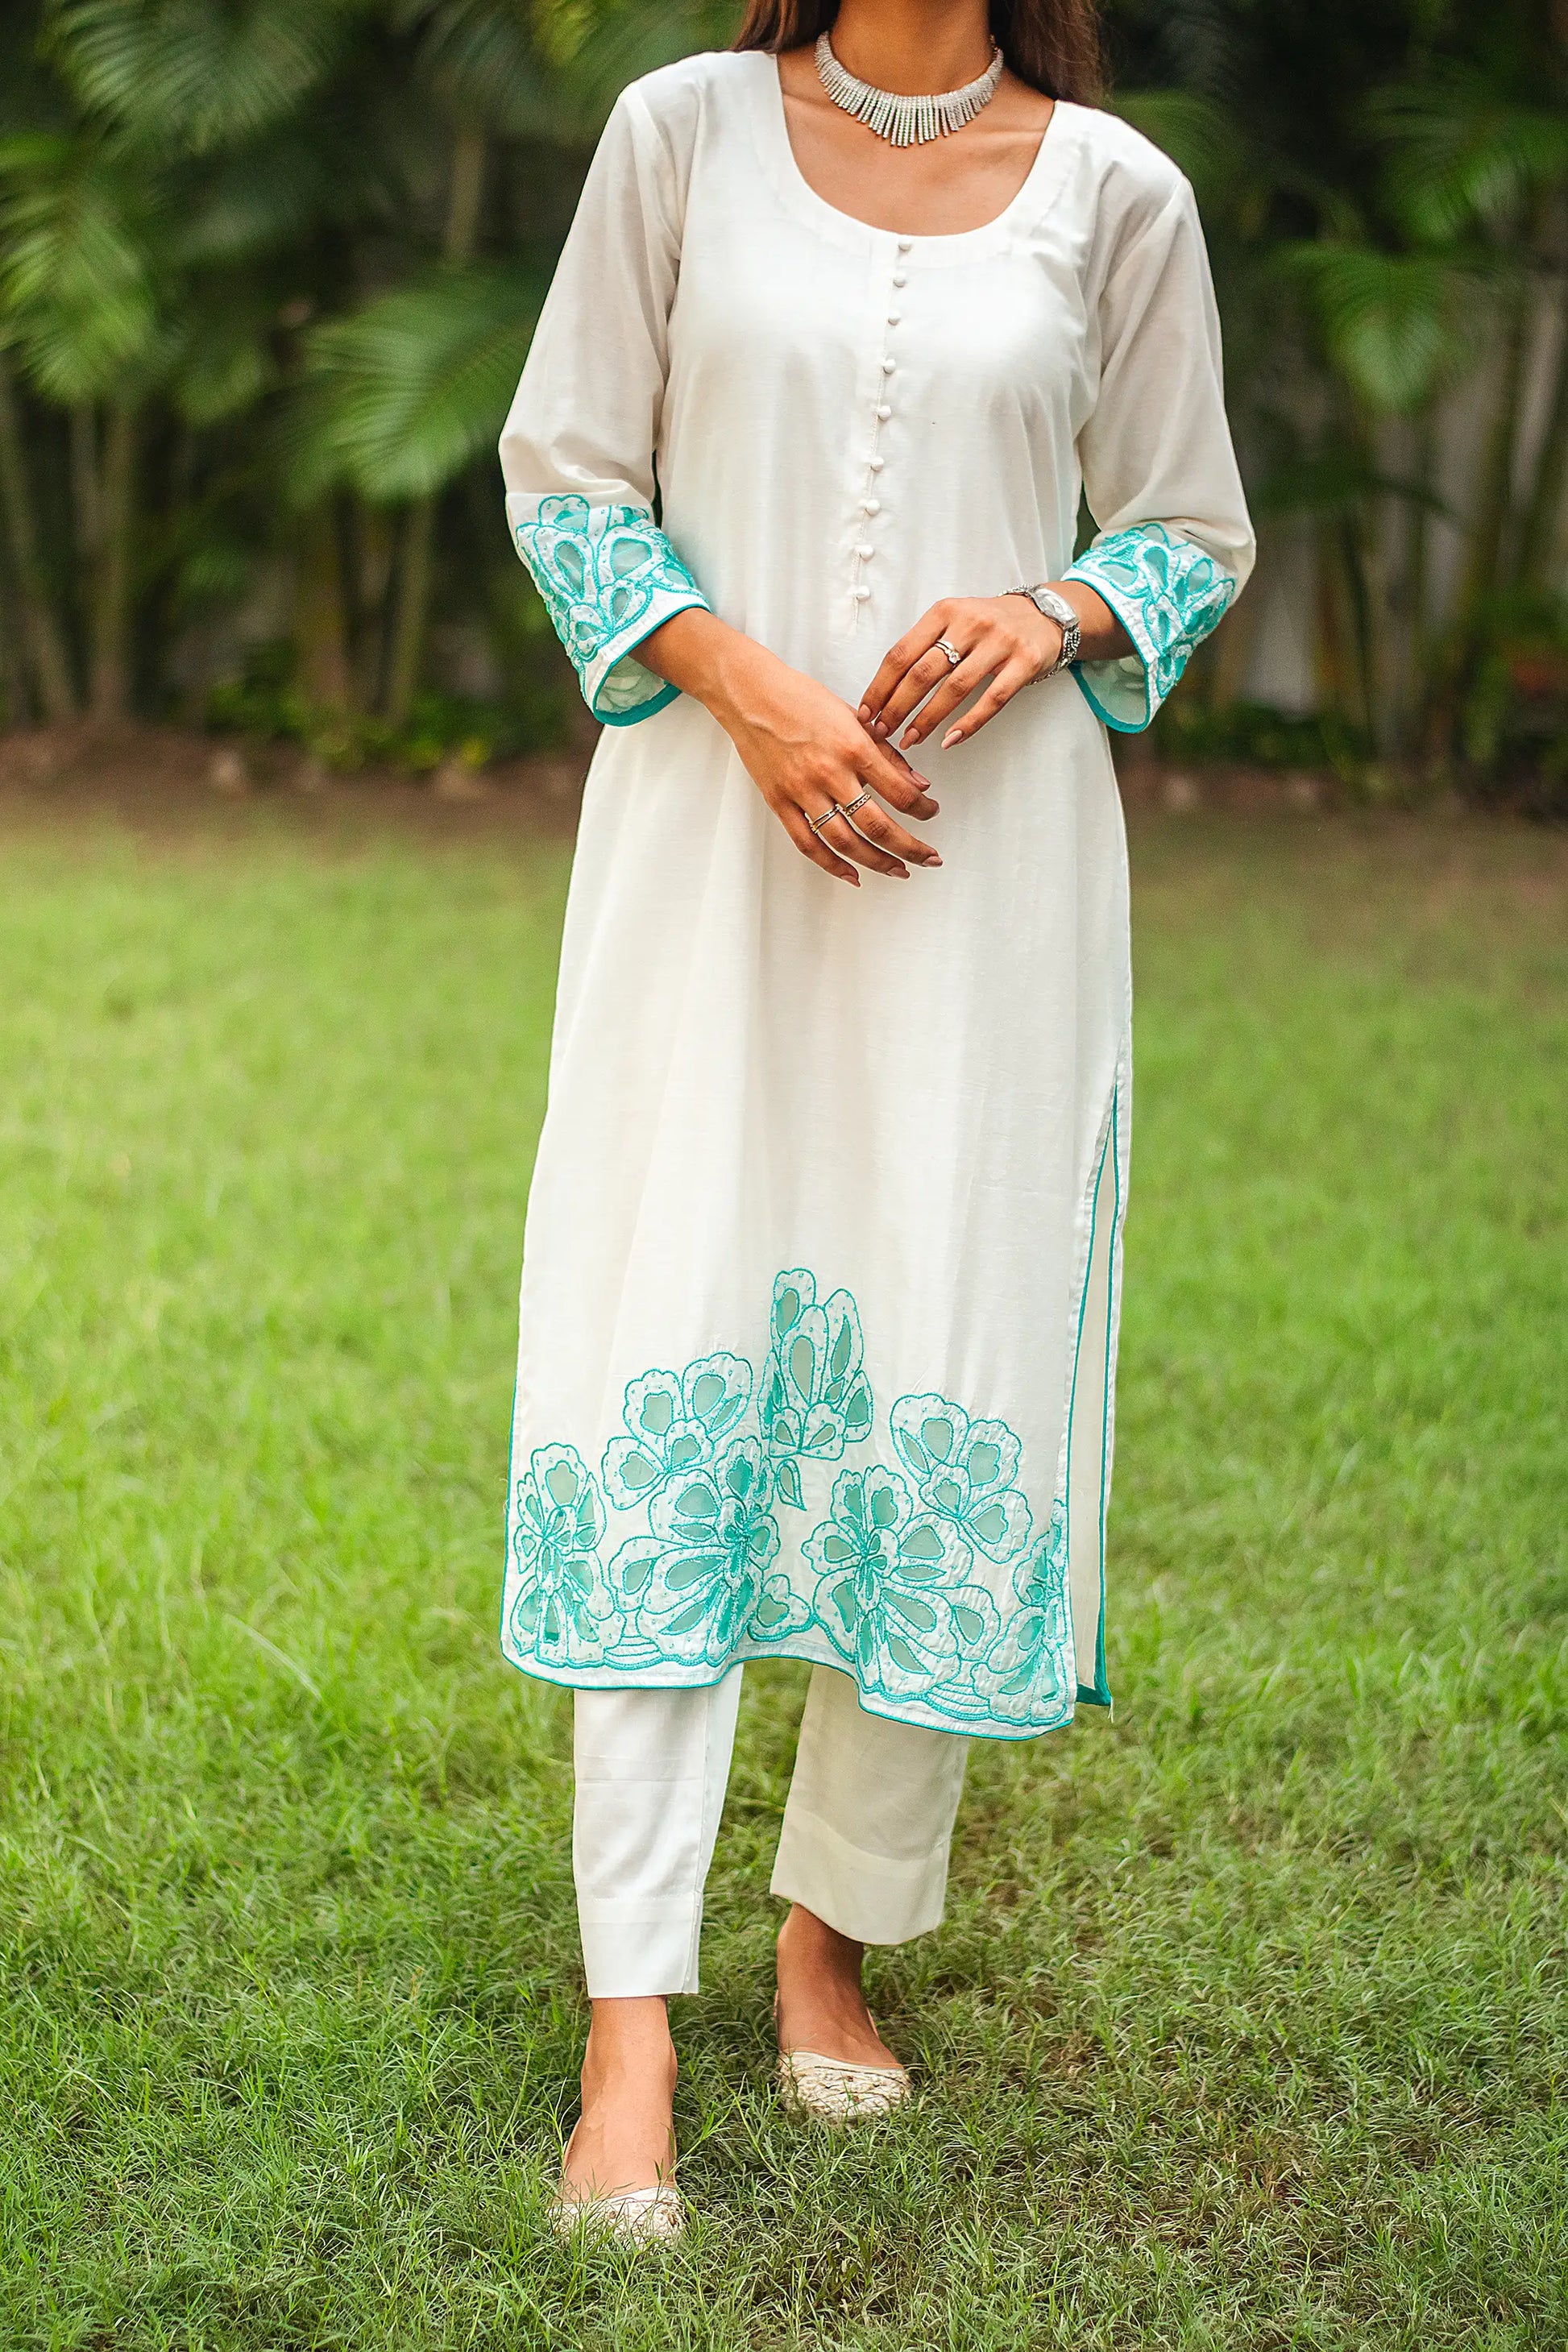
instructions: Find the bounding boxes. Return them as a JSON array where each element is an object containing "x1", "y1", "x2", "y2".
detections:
[
  {"x1": 934, "y1": 638, "x2": 963, "y2": 669},
  {"x1": 809, "y1": 802, "x2": 844, "y2": 836},
  {"x1": 838, "y1": 790, "x2": 872, "y2": 820}
]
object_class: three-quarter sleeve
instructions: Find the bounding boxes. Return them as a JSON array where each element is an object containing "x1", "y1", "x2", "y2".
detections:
[
  {"x1": 499, "y1": 89, "x2": 710, "y2": 726},
  {"x1": 1065, "y1": 178, "x2": 1255, "y2": 733}
]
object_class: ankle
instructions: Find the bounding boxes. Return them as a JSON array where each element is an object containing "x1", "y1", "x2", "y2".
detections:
[
  {"x1": 778, "y1": 1905, "x2": 865, "y2": 1991},
  {"x1": 583, "y1": 1997, "x2": 678, "y2": 2086}
]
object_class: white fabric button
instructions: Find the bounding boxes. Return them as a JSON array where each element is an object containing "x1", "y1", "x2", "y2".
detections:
[
  {"x1": 881, "y1": 359, "x2": 896, "y2": 375},
  {"x1": 877, "y1": 403, "x2": 892, "y2": 420},
  {"x1": 892, "y1": 272, "x2": 906, "y2": 287},
  {"x1": 869, "y1": 456, "x2": 885, "y2": 471},
  {"x1": 857, "y1": 543, "x2": 874, "y2": 559},
  {"x1": 896, "y1": 238, "x2": 912, "y2": 252},
  {"x1": 852, "y1": 585, "x2": 871, "y2": 601},
  {"x1": 861, "y1": 499, "x2": 881, "y2": 514},
  {"x1": 887, "y1": 313, "x2": 901, "y2": 326}
]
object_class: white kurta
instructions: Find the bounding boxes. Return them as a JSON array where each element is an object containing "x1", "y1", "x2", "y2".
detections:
[{"x1": 497, "y1": 51, "x2": 1254, "y2": 1739}]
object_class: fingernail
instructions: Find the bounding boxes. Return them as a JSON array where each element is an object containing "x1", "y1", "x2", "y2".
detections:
[
  {"x1": 941, "y1": 728, "x2": 961, "y2": 749},
  {"x1": 926, "y1": 854, "x2": 943, "y2": 867},
  {"x1": 873, "y1": 720, "x2": 887, "y2": 739},
  {"x1": 900, "y1": 730, "x2": 919, "y2": 749},
  {"x1": 857, "y1": 703, "x2": 870, "y2": 720}
]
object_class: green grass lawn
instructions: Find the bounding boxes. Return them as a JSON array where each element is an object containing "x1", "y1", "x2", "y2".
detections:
[{"x1": 1, "y1": 793, "x2": 1564, "y2": 2350}]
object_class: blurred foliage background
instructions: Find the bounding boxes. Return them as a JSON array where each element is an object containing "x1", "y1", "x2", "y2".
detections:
[{"x1": 0, "y1": 0, "x2": 1564, "y2": 800}]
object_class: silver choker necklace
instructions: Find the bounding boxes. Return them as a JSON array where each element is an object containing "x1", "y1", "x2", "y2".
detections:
[{"x1": 813, "y1": 30, "x2": 1005, "y2": 147}]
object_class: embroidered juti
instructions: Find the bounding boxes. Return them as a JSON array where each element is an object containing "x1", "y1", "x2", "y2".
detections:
[{"x1": 497, "y1": 52, "x2": 1254, "y2": 1752}]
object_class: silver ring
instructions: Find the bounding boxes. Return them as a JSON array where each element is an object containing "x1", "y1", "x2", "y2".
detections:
[
  {"x1": 935, "y1": 638, "x2": 962, "y2": 669},
  {"x1": 839, "y1": 790, "x2": 872, "y2": 819},
  {"x1": 809, "y1": 803, "x2": 844, "y2": 836}
]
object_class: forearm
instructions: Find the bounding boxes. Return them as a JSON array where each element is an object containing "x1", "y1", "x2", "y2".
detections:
[
  {"x1": 1050, "y1": 581, "x2": 1131, "y2": 666},
  {"x1": 635, "y1": 606, "x2": 775, "y2": 732}
]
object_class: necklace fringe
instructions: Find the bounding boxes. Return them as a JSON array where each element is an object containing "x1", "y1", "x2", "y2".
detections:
[{"x1": 813, "y1": 31, "x2": 1005, "y2": 148}]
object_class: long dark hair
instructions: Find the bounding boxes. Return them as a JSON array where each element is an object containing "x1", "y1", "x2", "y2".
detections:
[{"x1": 732, "y1": 1, "x2": 1105, "y2": 106}]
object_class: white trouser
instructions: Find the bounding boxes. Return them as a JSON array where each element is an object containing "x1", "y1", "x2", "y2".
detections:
[{"x1": 573, "y1": 1665, "x2": 969, "y2": 1997}]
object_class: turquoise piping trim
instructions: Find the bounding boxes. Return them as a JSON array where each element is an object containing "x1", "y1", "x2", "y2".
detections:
[
  {"x1": 597, "y1": 674, "x2": 682, "y2": 728},
  {"x1": 511, "y1": 493, "x2": 710, "y2": 728},
  {"x1": 1062, "y1": 1081, "x2": 1123, "y2": 1712},
  {"x1": 1072, "y1": 666, "x2": 1144, "y2": 736},
  {"x1": 1066, "y1": 521, "x2": 1237, "y2": 735}
]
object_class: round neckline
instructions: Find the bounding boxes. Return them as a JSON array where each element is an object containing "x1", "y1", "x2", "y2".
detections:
[{"x1": 753, "y1": 52, "x2": 1069, "y2": 256}]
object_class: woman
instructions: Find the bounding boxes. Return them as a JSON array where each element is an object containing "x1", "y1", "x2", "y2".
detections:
[{"x1": 499, "y1": 0, "x2": 1252, "y2": 2241}]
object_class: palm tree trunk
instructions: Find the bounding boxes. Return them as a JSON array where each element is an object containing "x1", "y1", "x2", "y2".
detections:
[
  {"x1": 297, "y1": 500, "x2": 356, "y2": 710},
  {"x1": 89, "y1": 404, "x2": 136, "y2": 720},
  {"x1": 1516, "y1": 289, "x2": 1568, "y2": 589},
  {"x1": 0, "y1": 355, "x2": 77, "y2": 720},
  {"x1": 384, "y1": 119, "x2": 489, "y2": 730},
  {"x1": 1426, "y1": 272, "x2": 1532, "y2": 763}
]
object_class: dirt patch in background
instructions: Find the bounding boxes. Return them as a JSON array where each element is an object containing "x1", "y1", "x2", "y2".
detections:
[
  {"x1": 0, "y1": 721, "x2": 1560, "y2": 866},
  {"x1": 0, "y1": 722, "x2": 591, "y2": 846}
]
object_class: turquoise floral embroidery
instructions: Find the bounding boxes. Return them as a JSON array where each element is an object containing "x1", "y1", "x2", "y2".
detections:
[
  {"x1": 890, "y1": 1392, "x2": 1032, "y2": 1563},
  {"x1": 512, "y1": 493, "x2": 708, "y2": 723},
  {"x1": 807, "y1": 1463, "x2": 998, "y2": 1706},
  {"x1": 507, "y1": 1445, "x2": 624, "y2": 1669},
  {"x1": 981, "y1": 1496, "x2": 1073, "y2": 1725},
  {"x1": 612, "y1": 1435, "x2": 807, "y2": 1666},
  {"x1": 1066, "y1": 522, "x2": 1235, "y2": 727},
  {"x1": 501, "y1": 1246, "x2": 1119, "y2": 1733},
  {"x1": 601, "y1": 1351, "x2": 752, "y2": 1512},
  {"x1": 761, "y1": 1267, "x2": 874, "y2": 1508}
]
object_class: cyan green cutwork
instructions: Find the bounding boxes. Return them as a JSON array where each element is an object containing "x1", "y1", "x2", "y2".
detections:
[
  {"x1": 508, "y1": 1444, "x2": 624, "y2": 1670},
  {"x1": 601, "y1": 1350, "x2": 752, "y2": 1512},
  {"x1": 890, "y1": 1391, "x2": 1033, "y2": 1563},
  {"x1": 979, "y1": 1496, "x2": 1073, "y2": 1725},
  {"x1": 761, "y1": 1267, "x2": 874, "y2": 1509},
  {"x1": 500, "y1": 1254, "x2": 1107, "y2": 1733},
  {"x1": 611, "y1": 1434, "x2": 807, "y2": 1666},
  {"x1": 806, "y1": 1462, "x2": 1000, "y2": 1708},
  {"x1": 1066, "y1": 521, "x2": 1234, "y2": 728},
  {"x1": 512, "y1": 492, "x2": 708, "y2": 724}
]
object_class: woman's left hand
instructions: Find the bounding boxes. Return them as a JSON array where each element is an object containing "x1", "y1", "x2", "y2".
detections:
[{"x1": 858, "y1": 595, "x2": 1060, "y2": 753}]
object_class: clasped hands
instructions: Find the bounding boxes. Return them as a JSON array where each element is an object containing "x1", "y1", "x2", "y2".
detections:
[{"x1": 648, "y1": 591, "x2": 1072, "y2": 886}]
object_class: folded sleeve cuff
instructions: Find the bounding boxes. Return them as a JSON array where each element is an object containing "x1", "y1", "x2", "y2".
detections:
[
  {"x1": 508, "y1": 492, "x2": 711, "y2": 727},
  {"x1": 1065, "y1": 522, "x2": 1238, "y2": 734}
]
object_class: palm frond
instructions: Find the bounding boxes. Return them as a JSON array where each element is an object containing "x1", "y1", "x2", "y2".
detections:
[
  {"x1": 1281, "y1": 239, "x2": 1480, "y2": 413},
  {"x1": 0, "y1": 130, "x2": 159, "y2": 397},
  {"x1": 1368, "y1": 72, "x2": 1568, "y2": 241},
  {"x1": 1110, "y1": 89, "x2": 1250, "y2": 210},
  {"x1": 45, "y1": 0, "x2": 365, "y2": 155},
  {"x1": 393, "y1": 0, "x2": 559, "y2": 139},
  {"x1": 291, "y1": 259, "x2": 545, "y2": 503},
  {"x1": 547, "y1": 0, "x2": 740, "y2": 132}
]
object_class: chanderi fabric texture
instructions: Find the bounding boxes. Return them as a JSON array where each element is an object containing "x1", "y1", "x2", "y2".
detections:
[{"x1": 498, "y1": 52, "x2": 1255, "y2": 1739}]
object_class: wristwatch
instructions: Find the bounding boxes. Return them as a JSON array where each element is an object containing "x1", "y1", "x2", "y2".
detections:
[{"x1": 1006, "y1": 583, "x2": 1081, "y2": 680}]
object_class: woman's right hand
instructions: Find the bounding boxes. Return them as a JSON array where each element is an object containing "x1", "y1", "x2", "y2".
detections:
[{"x1": 641, "y1": 611, "x2": 942, "y2": 886}]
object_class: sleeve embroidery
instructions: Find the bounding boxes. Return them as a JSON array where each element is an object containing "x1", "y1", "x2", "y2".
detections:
[
  {"x1": 512, "y1": 492, "x2": 710, "y2": 727},
  {"x1": 1065, "y1": 521, "x2": 1237, "y2": 735}
]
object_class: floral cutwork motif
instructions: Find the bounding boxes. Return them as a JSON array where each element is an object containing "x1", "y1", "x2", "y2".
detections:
[
  {"x1": 761, "y1": 1267, "x2": 874, "y2": 1508},
  {"x1": 512, "y1": 494, "x2": 707, "y2": 721},
  {"x1": 601, "y1": 1350, "x2": 752, "y2": 1512},
  {"x1": 508, "y1": 1445, "x2": 624, "y2": 1669},
  {"x1": 612, "y1": 1434, "x2": 807, "y2": 1667},
  {"x1": 890, "y1": 1392, "x2": 1032, "y2": 1563},
  {"x1": 1066, "y1": 521, "x2": 1235, "y2": 721},
  {"x1": 807, "y1": 1462, "x2": 999, "y2": 1706},
  {"x1": 981, "y1": 1495, "x2": 1073, "y2": 1725}
]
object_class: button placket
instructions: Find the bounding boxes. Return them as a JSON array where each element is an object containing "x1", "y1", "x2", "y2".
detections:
[{"x1": 850, "y1": 236, "x2": 913, "y2": 624}]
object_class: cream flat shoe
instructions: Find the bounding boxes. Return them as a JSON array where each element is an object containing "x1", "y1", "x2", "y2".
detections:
[
  {"x1": 777, "y1": 2047, "x2": 911, "y2": 2124},
  {"x1": 548, "y1": 2181, "x2": 685, "y2": 2245}
]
